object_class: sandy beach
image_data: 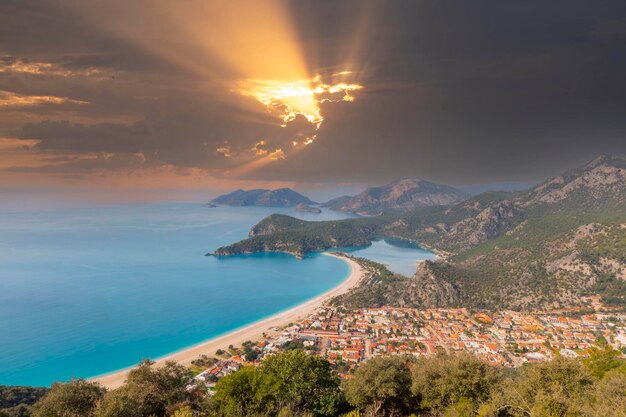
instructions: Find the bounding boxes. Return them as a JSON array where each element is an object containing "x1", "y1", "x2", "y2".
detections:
[{"x1": 92, "y1": 253, "x2": 364, "y2": 389}]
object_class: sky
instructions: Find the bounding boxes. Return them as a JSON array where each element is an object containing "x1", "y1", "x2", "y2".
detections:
[{"x1": 1, "y1": 0, "x2": 626, "y2": 202}]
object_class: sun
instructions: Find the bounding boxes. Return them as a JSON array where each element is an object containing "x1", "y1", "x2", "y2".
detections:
[{"x1": 239, "y1": 75, "x2": 362, "y2": 130}]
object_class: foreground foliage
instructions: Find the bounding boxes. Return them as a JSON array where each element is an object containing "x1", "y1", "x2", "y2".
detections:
[
  {"x1": 213, "y1": 350, "x2": 341, "y2": 416},
  {"x1": 9, "y1": 349, "x2": 626, "y2": 417},
  {"x1": 0, "y1": 386, "x2": 48, "y2": 417}
]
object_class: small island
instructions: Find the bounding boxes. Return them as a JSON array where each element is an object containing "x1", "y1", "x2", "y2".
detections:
[
  {"x1": 294, "y1": 203, "x2": 321, "y2": 213},
  {"x1": 210, "y1": 188, "x2": 316, "y2": 207}
]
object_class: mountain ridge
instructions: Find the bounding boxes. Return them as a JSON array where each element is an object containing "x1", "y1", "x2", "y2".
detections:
[{"x1": 323, "y1": 178, "x2": 468, "y2": 214}]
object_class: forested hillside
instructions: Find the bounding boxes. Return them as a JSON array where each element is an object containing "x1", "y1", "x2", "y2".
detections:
[{"x1": 213, "y1": 156, "x2": 626, "y2": 309}]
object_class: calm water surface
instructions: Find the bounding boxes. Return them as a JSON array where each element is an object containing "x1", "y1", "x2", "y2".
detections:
[
  {"x1": 0, "y1": 203, "x2": 432, "y2": 386},
  {"x1": 333, "y1": 238, "x2": 436, "y2": 276}
]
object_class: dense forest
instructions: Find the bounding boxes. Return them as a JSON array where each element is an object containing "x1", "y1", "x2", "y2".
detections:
[{"x1": 2, "y1": 347, "x2": 624, "y2": 417}]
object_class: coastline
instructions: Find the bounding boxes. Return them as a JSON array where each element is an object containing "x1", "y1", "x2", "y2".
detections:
[{"x1": 92, "y1": 253, "x2": 364, "y2": 389}]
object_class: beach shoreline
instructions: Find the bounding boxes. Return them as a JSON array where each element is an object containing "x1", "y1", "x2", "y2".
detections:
[{"x1": 92, "y1": 253, "x2": 364, "y2": 389}]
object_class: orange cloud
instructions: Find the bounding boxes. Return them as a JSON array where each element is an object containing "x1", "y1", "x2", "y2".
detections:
[{"x1": 0, "y1": 90, "x2": 87, "y2": 108}]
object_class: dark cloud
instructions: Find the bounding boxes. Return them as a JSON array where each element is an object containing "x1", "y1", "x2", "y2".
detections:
[
  {"x1": 7, "y1": 152, "x2": 155, "y2": 174},
  {"x1": 1, "y1": 0, "x2": 626, "y2": 185},
  {"x1": 15, "y1": 97, "x2": 320, "y2": 173}
]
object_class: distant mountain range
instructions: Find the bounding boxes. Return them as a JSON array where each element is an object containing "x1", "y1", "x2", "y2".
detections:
[
  {"x1": 323, "y1": 178, "x2": 468, "y2": 214},
  {"x1": 213, "y1": 155, "x2": 626, "y2": 310},
  {"x1": 212, "y1": 177, "x2": 468, "y2": 212},
  {"x1": 211, "y1": 188, "x2": 316, "y2": 207}
]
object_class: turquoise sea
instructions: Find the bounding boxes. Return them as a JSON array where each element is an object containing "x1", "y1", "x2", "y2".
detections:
[{"x1": 0, "y1": 203, "x2": 433, "y2": 386}]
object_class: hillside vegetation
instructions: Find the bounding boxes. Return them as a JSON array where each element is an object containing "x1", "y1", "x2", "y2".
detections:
[
  {"x1": 211, "y1": 215, "x2": 388, "y2": 256},
  {"x1": 213, "y1": 156, "x2": 626, "y2": 310}
]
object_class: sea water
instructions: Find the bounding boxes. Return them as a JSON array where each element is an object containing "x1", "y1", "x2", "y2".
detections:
[
  {"x1": 0, "y1": 203, "x2": 433, "y2": 386},
  {"x1": 332, "y1": 238, "x2": 436, "y2": 276}
]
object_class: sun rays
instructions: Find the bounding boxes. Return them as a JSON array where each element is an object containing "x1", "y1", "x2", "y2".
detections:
[{"x1": 58, "y1": 0, "x2": 368, "y2": 176}]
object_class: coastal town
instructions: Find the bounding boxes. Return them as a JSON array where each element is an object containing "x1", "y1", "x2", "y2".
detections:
[{"x1": 191, "y1": 306, "x2": 626, "y2": 391}]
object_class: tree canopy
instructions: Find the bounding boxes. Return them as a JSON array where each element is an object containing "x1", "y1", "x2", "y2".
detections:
[
  {"x1": 344, "y1": 355, "x2": 414, "y2": 417},
  {"x1": 213, "y1": 350, "x2": 342, "y2": 417},
  {"x1": 12, "y1": 348, "x2": 626, "y2": 417}
]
